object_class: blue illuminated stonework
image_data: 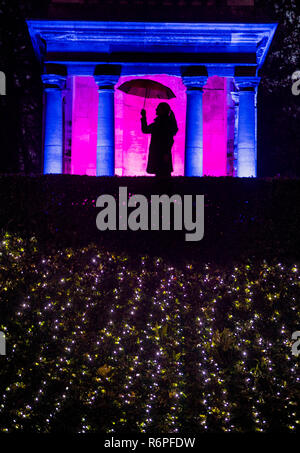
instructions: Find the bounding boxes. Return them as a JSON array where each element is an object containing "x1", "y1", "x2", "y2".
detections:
[
  {"x1": 42, "y1": 74, "x2": 66, "y2": 174},
  {"x1": 27, "y1": 20, "x2": 277, "y2": 177}
]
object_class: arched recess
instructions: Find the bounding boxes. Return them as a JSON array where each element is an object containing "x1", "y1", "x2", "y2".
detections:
[{"x1": 115, "y1": 74, "x2": 186, "y2": 176}]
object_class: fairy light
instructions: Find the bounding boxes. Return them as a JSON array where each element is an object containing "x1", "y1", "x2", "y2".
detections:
[{"x1": 0, "y1": 233, "x2": 299, "y2": 432}]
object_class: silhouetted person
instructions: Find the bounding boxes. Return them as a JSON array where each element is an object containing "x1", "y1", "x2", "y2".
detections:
[{"x1": 141, "y1": 102, "x2": 178, "y2": 177}]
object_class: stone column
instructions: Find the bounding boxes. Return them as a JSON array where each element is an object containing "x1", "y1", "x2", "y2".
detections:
[
  {"x1": 94, "y1": 74, "x2": 120, "y2": 176},
  {"x1": 182, "y1": 76, "x2": 208, "y2": 176},
  {"x1": 234, "y1": 77, "x2": 260, "y2": 177},
  {"x1": 42, "y1": 74, "x2": 66, "y2": 174}
]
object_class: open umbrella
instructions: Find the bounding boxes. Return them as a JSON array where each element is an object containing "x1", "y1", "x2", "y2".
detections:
[{"x1": 117, "y1": 79, "x2": 176, "y2": 108}]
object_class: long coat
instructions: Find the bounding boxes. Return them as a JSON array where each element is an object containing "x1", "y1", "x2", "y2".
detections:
[{"x1": 141, "y1": 114, "x2": 178, "y2": 174}]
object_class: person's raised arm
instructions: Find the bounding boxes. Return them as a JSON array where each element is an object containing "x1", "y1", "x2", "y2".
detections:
[{"x1": 141, "y1": 109, "x2": 152, "y2": 134}]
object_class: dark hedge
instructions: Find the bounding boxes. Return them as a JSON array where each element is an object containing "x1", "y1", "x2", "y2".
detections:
[
  {"x1": 0, "y1": 176, "x2": 300, "y2": 432},
  {"x1": 0, "y1": 175, "x2": 299, "y2": 264},
  {"x1": 0, "y1": 233, "x2": 299, "y2": 433}
]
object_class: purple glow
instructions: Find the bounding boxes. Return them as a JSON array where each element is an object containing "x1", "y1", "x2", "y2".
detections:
[{"x1": 71, "y1": 76, "x2": 98, "y2": 176}]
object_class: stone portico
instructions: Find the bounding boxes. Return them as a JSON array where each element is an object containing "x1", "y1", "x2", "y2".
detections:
[{"x1": 27, "y1": 20, "x2": 277, "y2": 177}]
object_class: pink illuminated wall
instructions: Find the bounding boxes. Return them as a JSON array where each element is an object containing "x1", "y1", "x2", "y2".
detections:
[
  {"x1": 115, "y1": 75, "x2": 186, "y2": 176},
  {"x1": 68, "y1": 74, "x2": 229, "y2": 177},
  {"x1": 203, "y1": 76, "x2": 228, "y2": 176},
  {"x1": 71, "y1": 76, "x2": 98, "y2": 176}
]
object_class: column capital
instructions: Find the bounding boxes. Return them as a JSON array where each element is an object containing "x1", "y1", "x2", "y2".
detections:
[
  {"x1": 94, "y1": 64, "x2": 121, "y2": 90},
  {"x1": 94, "y1": 75, "x2": 120, "y2": 90},
  {"x1": 42, "y1": 74, "x2": 66, "y2": 90},
  {"x1": 235, "y1": 77, "x2": 261, "y2": 91},
  {"x1": 230, "y1": 91, "x2": 239, "y2": 105},
  {"x1": 182, "y1": 76, "x2": 208, "y2": 91}
]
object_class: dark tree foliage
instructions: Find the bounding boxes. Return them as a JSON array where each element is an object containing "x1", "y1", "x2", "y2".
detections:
[
  {"x1": 256, "y1": 0, "x2": 300, "y2": 176},
  {"x1": 0, "y1": 0, "x2": 49, "y2": 173}
]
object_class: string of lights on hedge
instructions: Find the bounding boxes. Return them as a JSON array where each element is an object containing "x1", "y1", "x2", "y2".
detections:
[{"x1": 0, "y1": 233, "x2": 299, "y2": 432}]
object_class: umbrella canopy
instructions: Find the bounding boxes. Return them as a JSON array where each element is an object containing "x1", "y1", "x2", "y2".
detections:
[{"x1": 117, "y1": 79, "x2": 176, "y2": 107}]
